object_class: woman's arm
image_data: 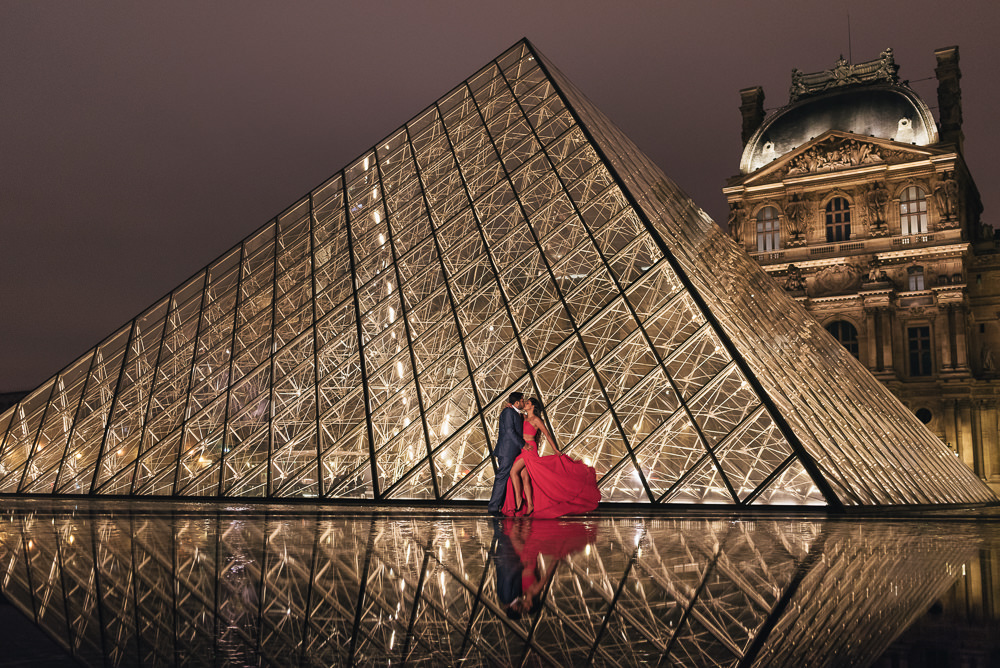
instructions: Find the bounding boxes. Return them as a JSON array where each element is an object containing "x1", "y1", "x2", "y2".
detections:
[{"x1": 533, "y1": 416, "x2": 559, "y2": 454}]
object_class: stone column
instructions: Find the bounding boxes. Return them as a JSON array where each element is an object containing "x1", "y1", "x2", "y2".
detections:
[
  {"x1": 958, "y1": 399, "x2": 976, "y2": 473},
  {"x1": 937, "y1": 305, "x2": 953, "y2": 370},
  {"x1": 864, "y1": 307, "x2": 880, "y2": 371},
  {"x1": 955, "y1": 305, "x2": 970, "y2": 369},
  {"x1": 941, "y1": 304, "x2": 958, "y2": 371},
  {"x1": 979, "y1": 400, "x2": 999, "y2": 479},
  {"x1": 881, "y1": 307, "x2": 895, "y2": 375}
]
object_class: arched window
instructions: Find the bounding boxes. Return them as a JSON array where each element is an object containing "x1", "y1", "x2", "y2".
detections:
[
  {"x1": 825, "y1": 320, "x2": 859, "y2": 358},
  {"x1": 756, "y1": 206, "x2": 781, "y2": 252},
  {"x1": 900, "y1": 186, "x2": 928, "y2": 235},
  {"x1": 825, "y1": 197, "x2": 851, "y2": 242}
]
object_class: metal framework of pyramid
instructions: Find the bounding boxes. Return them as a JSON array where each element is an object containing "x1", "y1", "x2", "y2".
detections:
[{"x1": 0, "y1": 40, "x2": 994, "y2": 508}]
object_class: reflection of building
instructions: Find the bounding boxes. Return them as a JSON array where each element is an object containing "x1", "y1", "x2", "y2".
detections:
[
  {"x1": 0, "y1": 40, "x2": 994, "y2": 508},
  {"x1": 726, "y1": 47, "x2": 1000, "y2": 494},
  {"x1": 878, "y1": 543, "x2": 1000, "y2": 666}
]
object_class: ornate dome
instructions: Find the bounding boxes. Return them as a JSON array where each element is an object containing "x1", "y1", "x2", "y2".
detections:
[{"x1": 741, "y1": 81, "x2": 938, "y2": 175}]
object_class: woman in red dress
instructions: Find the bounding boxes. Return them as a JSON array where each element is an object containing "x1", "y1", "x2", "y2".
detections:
[{"x1": 501, "y1": 397, "x2": 601, "y2": 518}]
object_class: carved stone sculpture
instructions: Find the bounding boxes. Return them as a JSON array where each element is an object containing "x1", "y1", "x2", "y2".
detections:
[
  {"x1": 934, "y1": 173, "x2": 959, "y2": 222},
  {"x1": 864, "y1": 182, "x2": 890, "y2": 233},
  {"x1": 865, "y1": 258, "x2": 889, "y2": 284},
  {"x1": 785, "y1": 138, "x2": 885, "y2": 176},
  {"x1": 784, "y1": 264, "x2": 806, "y2": 292},
  {"x1": 727, "y1": 202, "x2": 745, "y2": 242},
  {"x1": 783, "y1": 194, "x2": 808, "y2": 246},
  {"x1": 814, "y1": 263, "x2": 862, "y2": 296},
  {"x1": 981, "y1": 343, "x2": 996, "y2": 374}
]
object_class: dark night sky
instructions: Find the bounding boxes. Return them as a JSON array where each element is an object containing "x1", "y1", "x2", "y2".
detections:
[{"x1": 2, "y1": 1, "x2": 998, "y2": 393}]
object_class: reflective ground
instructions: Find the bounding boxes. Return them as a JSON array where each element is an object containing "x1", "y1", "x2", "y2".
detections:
[{"x1": 0, "y1": 501, "x2": 997, "y2": 667}]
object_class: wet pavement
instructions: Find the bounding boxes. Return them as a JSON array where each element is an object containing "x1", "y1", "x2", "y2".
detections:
[{"x1": 0, "y1": 499, "x2": 997, "y2": 667}]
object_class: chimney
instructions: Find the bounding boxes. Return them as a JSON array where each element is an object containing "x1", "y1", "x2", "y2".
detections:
[
  {"x1": 935, "y1": 46, "x2": 964, "y2": 151},
  {"x1": 739, "y1": 86, "x2": 766, "y2": 146}
]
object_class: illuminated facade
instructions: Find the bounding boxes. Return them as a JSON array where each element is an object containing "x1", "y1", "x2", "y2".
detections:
[
  {"x1": 726, "y1": 47, "x2": 1000, "y2": 495},
  {"x1": 0, "y1": 40, "x2": 994, "y2": 507}
]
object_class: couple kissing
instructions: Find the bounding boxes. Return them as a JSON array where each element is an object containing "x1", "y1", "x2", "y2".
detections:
[{"x1": 487, "y1": 392, "x2": 600, "y2": 518}]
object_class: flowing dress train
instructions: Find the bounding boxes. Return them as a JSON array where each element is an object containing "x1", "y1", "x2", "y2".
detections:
[{"x1": 501, "y1": 422, "x2": 601, "y2": 518}]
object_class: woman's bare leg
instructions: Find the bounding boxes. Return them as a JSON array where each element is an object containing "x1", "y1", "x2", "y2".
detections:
[
  {"x1": 520, "y1": 468, "x2": 534, "y2": 514},
  {"x1": 510, "y1": 459, "x2": 525, "y2": 510}
]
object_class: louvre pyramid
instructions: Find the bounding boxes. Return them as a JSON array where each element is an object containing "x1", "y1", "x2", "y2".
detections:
[{"x1": 0, "y1": 40, "x2": 994, "y2": 508}]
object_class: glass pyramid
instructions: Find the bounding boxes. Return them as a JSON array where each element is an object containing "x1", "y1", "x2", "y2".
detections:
[{"x1": 0, "y1": 40, "x2": 994, "y2": 507}]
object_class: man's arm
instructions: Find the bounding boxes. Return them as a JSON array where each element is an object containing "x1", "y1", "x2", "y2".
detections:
[{"x1": 499, "y1": 406, "x2": 516, "y2": 437}]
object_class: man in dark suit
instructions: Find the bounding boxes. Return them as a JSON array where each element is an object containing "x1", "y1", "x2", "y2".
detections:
[{"x1": 487, "y1": 392, "x2": 525, "y2": 514}]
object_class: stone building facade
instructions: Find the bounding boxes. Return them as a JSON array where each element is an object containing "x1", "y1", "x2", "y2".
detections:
[{"x1": 724, "y1": 46, "x2": 1000, "y2": 494}]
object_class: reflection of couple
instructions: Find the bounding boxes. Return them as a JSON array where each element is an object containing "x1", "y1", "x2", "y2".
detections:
[
  {"x1": 492, "y1": 517, "x2": 597, "y2": 619},
  {"x1": 487, "y1": 392, "x2": 600, "y2": 518}
]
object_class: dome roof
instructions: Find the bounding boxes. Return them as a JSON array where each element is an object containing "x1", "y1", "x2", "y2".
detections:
[{"x1": 740, "y1": 85, "x2": 938, "y2": 174}]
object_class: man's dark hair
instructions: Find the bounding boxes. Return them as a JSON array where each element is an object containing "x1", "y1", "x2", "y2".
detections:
[{"x1": 508, "y1": 392, "x2": 524, "y2": 404}]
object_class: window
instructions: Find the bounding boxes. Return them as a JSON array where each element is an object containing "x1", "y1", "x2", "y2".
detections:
[
  {"x1": 825, "y1": 197, "x2": 851, "y2": 242},
  {"x1": 900, "y1": 186, "x2": 928, "y2": 235},
  {"x1": 756, "y1": 206, "x2": 781, "y2": 252},
  {"x1": 908, "y1": 326, "x2": 932, "y2": 376},
  {"x1": 907, "y1": 266, "x2": 925, "y2": 291},
  {"x1": 825, "y1": 320, "x2": 859, "y2": 359}
]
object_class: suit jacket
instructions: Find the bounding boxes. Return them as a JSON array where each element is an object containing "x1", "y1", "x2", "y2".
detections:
[{"x1": 495, "y1": 405, "x2": 524, "y2": 459}]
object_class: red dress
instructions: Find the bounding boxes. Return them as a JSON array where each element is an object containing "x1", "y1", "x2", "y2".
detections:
[{"x1": 501, "y1": 421, "x2": 601, "y2": 518}]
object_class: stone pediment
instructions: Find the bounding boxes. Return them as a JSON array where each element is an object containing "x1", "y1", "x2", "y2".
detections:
[{"x1": 736, "y1": 131, "x2": 944, "y2": 186}]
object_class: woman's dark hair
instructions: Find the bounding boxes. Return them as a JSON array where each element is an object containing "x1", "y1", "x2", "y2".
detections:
[{"x1": 528, "y1": 397, "x2": 545, "y2": 418}]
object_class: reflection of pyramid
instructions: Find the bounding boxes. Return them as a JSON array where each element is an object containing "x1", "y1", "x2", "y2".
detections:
[
  {"x1": 0, "y1": 40, "x2": 994, "y2": 507},
  {"x1": 0, "y1": 505, "x2": 981, "y2": 666}
]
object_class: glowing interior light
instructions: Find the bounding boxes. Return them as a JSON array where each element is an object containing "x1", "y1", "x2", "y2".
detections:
[
  {"x1": 372, "y1": 187, "x2": 379, "y2": 200},
  {"x1": 75, "y1": 453, "x2": 82, "y2": 459},
  {"x1": 374, "y1": 211, "x2": 382, "y2": 225},
  {"x1": 402, "y1": 396, "x2": 407, "y2": 404},
  {"x1": 389, "y1": 306, "x2": 395, "y2": 323},
  {"x1": 378, "y1": 232, "x2": 385, "y2": 245},
  {"x1": 442, "y1": 414, "x2": 451, "y2": 435},
  {"x1": 404, "y1": 417, "x2": 411, "y2": 427},
  {"x1": 397, "y1": 361, "x2": 404, "y2": 378},
  {"x1": 387, "y1": 281, "x2": 392, "y2": 293},
  {"x1": 363, "y1": 157, "x2": 369, "y2": 170}
]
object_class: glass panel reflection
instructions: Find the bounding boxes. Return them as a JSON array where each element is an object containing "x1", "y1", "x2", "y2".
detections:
[{"x1": 0, "y1": 500, "x2": 993, "y2": 667}]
